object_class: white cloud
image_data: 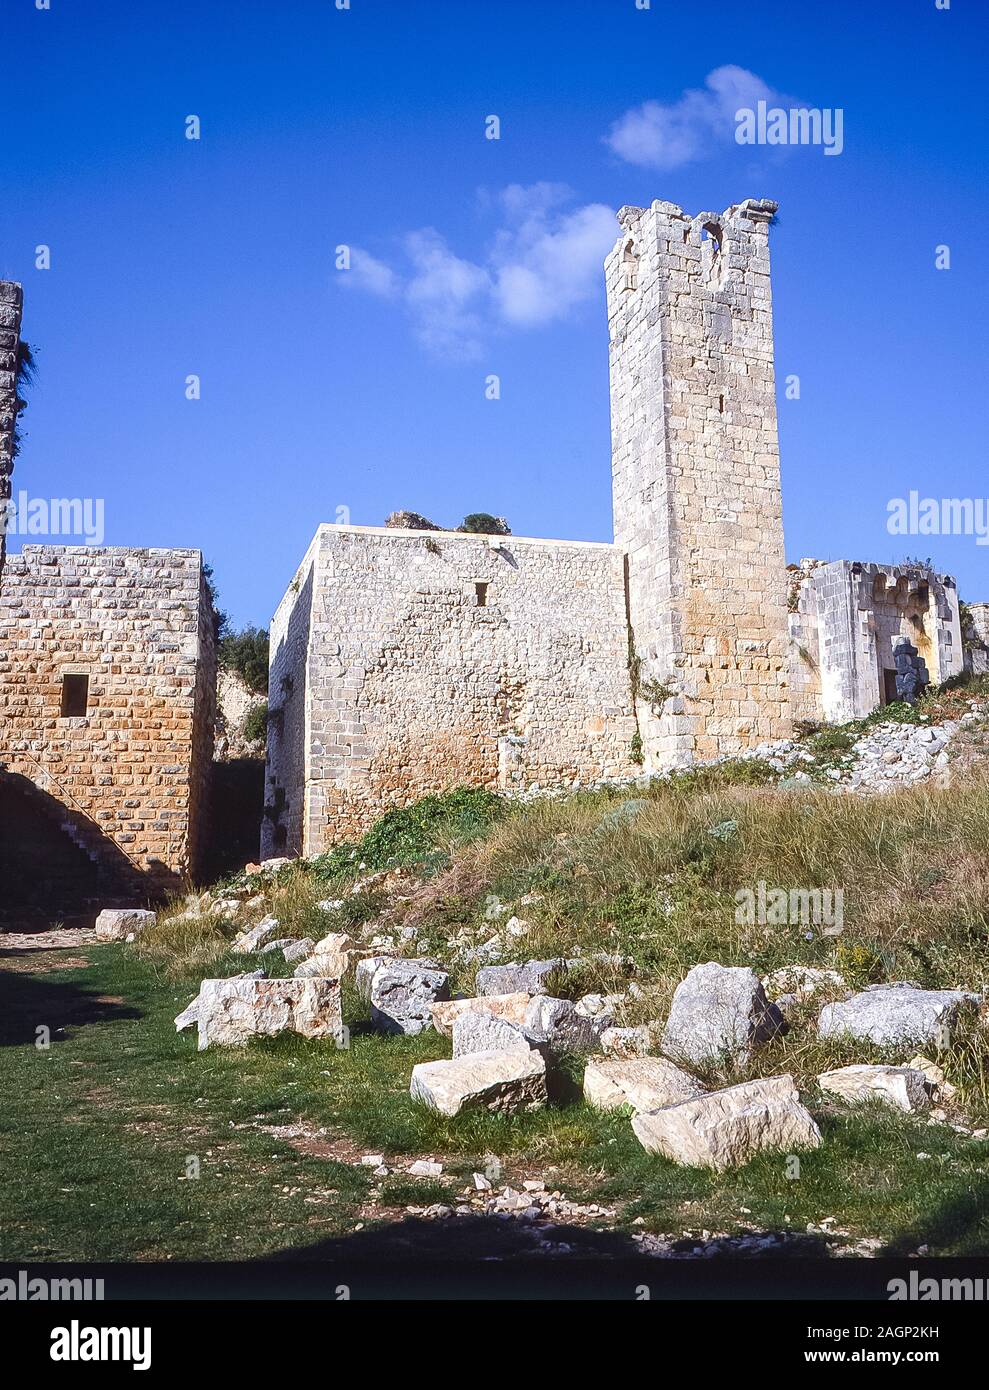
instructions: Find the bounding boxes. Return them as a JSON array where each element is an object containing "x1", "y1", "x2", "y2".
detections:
[
  {"x1": 606, "y1": 65, "x2": 780, "y2": 170},
  {"x1": 492, "y1": 199, "x2": 617, "y2": 327},
  {"x1": 404, "y1": 229, "x2": 491, "y2": 358},
  {"x1": 339, "y1": 185, "x2": 618, "y2": 358},
  {"x1": 342, "y1": 247, "x2": 398, "y2": 297}
]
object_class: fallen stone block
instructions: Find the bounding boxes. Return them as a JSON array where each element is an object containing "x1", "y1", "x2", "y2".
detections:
[
  {"x1": 371, "y1": 959, "x2": 450, "y2": 1035},
  {"x1": 231, "y1": 915, "x2": 281, "y2": 954},
  {"x1": 817, "y1": 1064, "x2": 931, "y2": 1113},
  {"x1": 259, "y1": 938, "x2": 294, "y2": 955},
  {"x1": 818, "y1": 985, "x2": 979, "y2": 1049},
  {"x1": 452, "y1": 1011, "x2": 533, "y2": 1058},
  {"x1": 631, "y1": 1074, "x2": 822, "y2": 1171},
  {"x1": 313, "y1": 931, "x2": 356, "y2": 956},
  {"x1": 94, "y1": 908, "x2": 157, "y2": 941},
  {"x1": 662, "y1": 962, "x2": 783, "y2": 1069},
  {"x1": 410, "y1": 1050, "x2": 547, "y2": 1117},
  {"x1": 583, "y1": 1056, "x2": 707, "y2": 1113},
  {"x1": 475, "y1": 959, "x2": 566, "y2": 997},
  {"x1": 174, "y1": 968, "x2": 266, "y2": 1031},
  {"x1": 430, "y1": 992, "x2": 532, "y2": 1038},
  {"x1": 599, "y1": 1025, "x2": 653, "y2": 1058},
  {"x1": 196, "y1": 976, "x2": 342, "y2": 1050},
  {"x1": 523, "y1": 994, "x2": 604, "y2": 1053},
  {"x1": 354, "y1": 954, "x2": 394, "y2": 997},
  {"x1": 282, "y1": 938, "x2": 314, "y2": 964}
]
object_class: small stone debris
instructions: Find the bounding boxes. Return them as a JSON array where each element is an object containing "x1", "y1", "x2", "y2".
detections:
[
  {"x1": 231, "y1": 915, "x2": 281, "y2": 954},
  {"x1": 408, "y1": 1159, "x2": 443, "y2": 1178}
]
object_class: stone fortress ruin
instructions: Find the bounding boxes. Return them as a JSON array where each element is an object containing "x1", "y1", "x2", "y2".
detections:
[
  {"x1": 0, "y1": 195, "x2": 981, "y2": 889},
  {"x1": 261, "y1": 197, "x2": 971, "y2": 858}
]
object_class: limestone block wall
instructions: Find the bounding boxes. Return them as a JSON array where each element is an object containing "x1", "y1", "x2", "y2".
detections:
[
  {"x1": 0, "y1": 281, "x2": 24, "y2": 585},
  {"x1": 965, "y1": 603, "x2": 989, "y2": 676},
  {"x1": 0, "y1": 545, "x2": 216, "y2": 891},
  {"x1": 788, "y1": 560, "x2": 963, "y2": 723},
  {"x1": 606, "y1": 199, "x2": 791, "y2": 767},
  {"x1": 263, "y1": 524, "x2": 637, "y2": 855}
]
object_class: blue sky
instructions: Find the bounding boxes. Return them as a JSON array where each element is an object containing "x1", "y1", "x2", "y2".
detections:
[{"x1": 3, "y1": 0, "x2": 987, "y2": 627}]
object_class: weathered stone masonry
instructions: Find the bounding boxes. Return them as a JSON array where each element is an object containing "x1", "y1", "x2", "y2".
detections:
[
  {"x1": 263, "y1": 525, "x2": 636, "y2": 855},
  {"x1": 607, "y1": 199, "x2": 791, "y2": 766},
  {"x1": 0, "y1": 545, "x2": 216, "y2": 893},
  {"x1": 0, "y1": 281, "x2": 24, "y2": 584},
  {"x1": 789, "y1": 559, "x2": 963, "y2": 724}
]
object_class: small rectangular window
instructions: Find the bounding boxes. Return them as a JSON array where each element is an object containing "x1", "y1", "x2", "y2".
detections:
[
  {"x1": 475, "y1": 582, "x2": 489, "y2": 607},
  {"x1": 60, "y1": 673, "x2": 89, "y2": 718}
]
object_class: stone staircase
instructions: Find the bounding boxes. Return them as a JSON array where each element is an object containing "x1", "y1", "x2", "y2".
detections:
[{"x1": 0, "y1": 771, "x2": 146, "y2": 920}]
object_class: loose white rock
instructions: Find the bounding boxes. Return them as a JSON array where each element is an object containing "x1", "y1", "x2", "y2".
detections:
[
  {"x1": 662, "y1": 962, "x2": 783, "y2": 1069},
  {"x1": 452, "y1": 1012, "x2": 532, "y2": 1058},
  {"x1": 231, "y1": 915, "x2": 280, "y2": 954},
  {"x1": 631, "y1": 1074, "x2": 822, "y2": 1171},
  {"x1": 196, "y1": 976, "x2": 342, "y2": 1050},
  {"x1": 523, "y1": 995, "x2": 604, "y2": 1053},
  {"x1": 818, "y1": 985, "x2": 979, "y2": 1048},
  {"x1": 817, "y1": 1064, "x2": 931, "y2": 1113},
  {"x1": 430, "y1": 992, "x2": 532, "y2": 1038},
  {"x1": 583, "y1": 1056, "x2": 706, "y2": 1113},
  {"x1": 94, "y1": 908, "x2": 157, "y2": 941},
  {"x1": 410, "y1": 1050, "x2": 548, "y2": 1117},
  {"x1": 371, "y1": 959, "x2": 450, "y2": 1035}
]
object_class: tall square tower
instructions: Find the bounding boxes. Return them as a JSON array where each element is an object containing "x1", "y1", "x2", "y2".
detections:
[{"x1": 607, "y1": 198, "x2": 791, "y2": 766}]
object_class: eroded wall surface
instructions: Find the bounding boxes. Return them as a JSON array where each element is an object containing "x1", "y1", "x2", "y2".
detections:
[
  {"x1": 263, "y1": 525, "x2": 637, "y2": 854},
  {"x1": 607, "y1": 198, "x2": 792, "y2": 765}
]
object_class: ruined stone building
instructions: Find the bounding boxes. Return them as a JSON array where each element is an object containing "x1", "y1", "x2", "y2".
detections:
[
  {"x1": 264, "y1": 197, "x2": 973, "y2": 858},
  {"x1": 0, "y1": 280, "x2": 217, "y2": 913}
]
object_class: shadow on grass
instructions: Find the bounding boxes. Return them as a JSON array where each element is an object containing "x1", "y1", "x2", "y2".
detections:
[
  {"x1": 0, "y1": 966, "x2": 142, "y2": 1046},
  {"x1": 884, "y1": 1186, "x2": 989, "y2": 1257},
  {"x1": 260, "y1": 1211, "x2": 835, "y2": 1261}
]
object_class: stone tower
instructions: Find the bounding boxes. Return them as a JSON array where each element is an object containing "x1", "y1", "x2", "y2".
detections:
[
  {"x1": 0, "y1": 281, "x2": 24, "y2": 585},
  {"x1": 607, "y1": 198, "x2": 791, "y2": 767}
]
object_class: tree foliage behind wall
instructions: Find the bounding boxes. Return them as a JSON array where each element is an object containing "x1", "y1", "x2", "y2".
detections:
[{"x1": 219, "y1": 626, "x2": 270, "y2": 695}]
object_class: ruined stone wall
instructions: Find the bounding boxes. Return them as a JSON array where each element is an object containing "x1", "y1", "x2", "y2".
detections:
[
  {"x1": 0, "y1": 545, "x2": 216, "y2": 891},
  {"x1": 788, "y1": 560, "x2": 963, "y2": 723},
  {"x1": 965, "y1": 603, "x2": 989, "y2": 676},
  {"x1": 264, "y1": 524, "x2": 637, "y2": 855},
  {"x1": 607, "y1": 198, "x2": 791, "y2": 766},
  {"x1": 262, "y1": 535, "x2": 318, "y2": 857},
  {"x1": 0, "y1": 282, "x2": 24, "y2": 585}
]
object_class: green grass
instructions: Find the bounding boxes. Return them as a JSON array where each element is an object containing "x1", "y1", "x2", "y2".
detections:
[{"x1": 2, "y1": 943, "x2": 988, "y2": 1259}]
